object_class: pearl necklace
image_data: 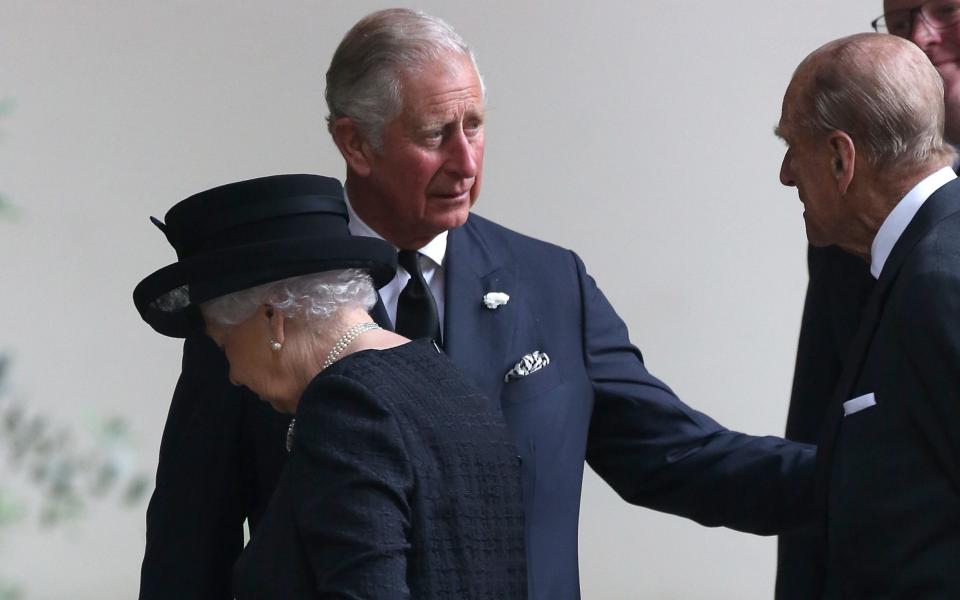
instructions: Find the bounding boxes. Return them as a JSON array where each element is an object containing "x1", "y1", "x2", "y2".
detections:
[
  {"x1": 287, "y1": 321, "x2": 381, "y2": 453},
  {"x1": 322, "y1": 321, "x2": 381, "y2": 370}
]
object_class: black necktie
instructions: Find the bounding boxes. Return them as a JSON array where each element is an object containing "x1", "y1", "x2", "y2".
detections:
[{"x1": 395, "y1": 250, "x2": 441, "y2": 345}]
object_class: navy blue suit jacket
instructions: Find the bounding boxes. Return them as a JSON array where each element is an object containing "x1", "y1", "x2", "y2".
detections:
[{"x1": 140, "y1": 213, "x2": 816, "y2": 600}]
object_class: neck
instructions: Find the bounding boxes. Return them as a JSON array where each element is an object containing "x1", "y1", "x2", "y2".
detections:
[
  {"x1": 286, "y1": 306, "x2": 374, "y2": 394},
  {"x1": 344, "y1": 175, "x2": 434, "y2": 250},
  {"x1": 838, "y1": 164, "x2": 945, "y2": 263},
  {"x1": 319, "y1": 306, "x2": 378, "y2": 366}
]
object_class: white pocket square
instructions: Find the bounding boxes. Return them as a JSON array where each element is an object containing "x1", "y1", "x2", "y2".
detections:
[
  {"x1": 843, "y1": 392, "x2": 877, "y2": 416},
  {"x1": 504, "y1": 351, "x2": 550, "y2": 382}
]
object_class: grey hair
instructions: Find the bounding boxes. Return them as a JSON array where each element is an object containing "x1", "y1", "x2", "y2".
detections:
[
  {"x1": 796, "y1": 33, "x2": 957, "y2": 171},
  {"x1": 200, "y1": 268, "x2": 377, "y2": 326},
  {"x1": 325, "y1": 8, "x2": 484, "y2": 149}
]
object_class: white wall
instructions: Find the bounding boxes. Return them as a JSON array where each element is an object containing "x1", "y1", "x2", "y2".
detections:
[{"x1": 0, "y1": 1, "x2": 875, "y2": 598}]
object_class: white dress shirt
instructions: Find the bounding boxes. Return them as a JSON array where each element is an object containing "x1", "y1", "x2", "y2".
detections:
[
  {"x1": 344, "y1": 194, "x2": 447, "y2": 334},
  {"x1": 870, "y1": 166, "x2": 957, "y2": 279}
]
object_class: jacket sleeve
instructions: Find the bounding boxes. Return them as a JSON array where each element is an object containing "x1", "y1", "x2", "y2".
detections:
[
  {"x1": 291, "y1": 375, "x2": 413, "y2": 599},
  {"x1": 578, "y1": 252, "x2": 817, "y2": 535},
  {"x1": 139, "y1": 335, "x2": 249, "y2": 600}
]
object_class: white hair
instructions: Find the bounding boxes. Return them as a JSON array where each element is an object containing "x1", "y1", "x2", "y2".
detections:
[
  {"x1": 200, "y1": 268, "x2": 376, "y2": 326},
  {"x1": 797, "y1": 33, "x2": 957, "y2": 170},
  {"x1": 325, "y1": 8, "x2": 485, "y2": 149}
]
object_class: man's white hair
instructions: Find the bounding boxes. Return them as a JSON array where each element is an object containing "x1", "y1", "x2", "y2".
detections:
[
  {"x1": 325, "y1": 8, "x2": 485, "y2": 150},
  {"x1": 796, "y1": 33, "x2": 957, "y2": 170}
]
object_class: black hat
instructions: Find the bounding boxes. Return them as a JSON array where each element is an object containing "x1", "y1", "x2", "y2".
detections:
[{"x1": 134, "y1": 174, "x2": 396, "y2": 338}]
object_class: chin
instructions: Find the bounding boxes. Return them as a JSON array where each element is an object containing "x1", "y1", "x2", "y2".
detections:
[
  {"x1": 430, "y1": 207, "x2": 471, "y2": 232},
  {"x1": 263, "y1": 396, "x2": 296, "y2": 414}
]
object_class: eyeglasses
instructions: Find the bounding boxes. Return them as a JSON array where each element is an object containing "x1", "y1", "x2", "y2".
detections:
[{"x1": 871, "y1": 0, "x2": 960, "y2": 37}]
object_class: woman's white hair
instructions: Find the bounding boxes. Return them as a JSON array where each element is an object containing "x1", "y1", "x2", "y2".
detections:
[
  {"x1": 201, "y1": 268, "x2": 376, "y2": 326},
  {"x1": 325, "y1": 8, "x2": 484, "y2": 150}
]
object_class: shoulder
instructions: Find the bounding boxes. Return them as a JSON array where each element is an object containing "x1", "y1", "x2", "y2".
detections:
[
  {"x1": 461, "y1": 212, "x2": 588, "y2": 279},
  {"x1": 305, "y1": 343, "x2": 461, "y2": 415},
  {"x1": 807, "y1": 244, "x2": 870, "y2": 283},
  {"x1": 464, "y1": 212, "x2": 575, "y2": 256},
  {"x1": 893, "y1": 219, "x2": 960, "y2": 326}
]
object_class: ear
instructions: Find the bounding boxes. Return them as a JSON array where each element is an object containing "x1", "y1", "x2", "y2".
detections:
[
  {"x1": 263, "y1": 305, "x2": 286, "y2": 346},
  {"x1": 828, "y1": 130, "x2": 856, "y2": 194},
  {"x1": 330, "y1": 117, "x2": 374, "y2": 177}
]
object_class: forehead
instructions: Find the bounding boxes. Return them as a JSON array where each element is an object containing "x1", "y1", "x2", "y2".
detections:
[
  {"x1": 779, "y1": 76, "x2": 806, "y2": 127},
  {"x1": 398, "y1": 55, "x2": 484, "y2": 121},
  {"x1": 883, "y1": 0, "x2": 921, "y2": 11}
]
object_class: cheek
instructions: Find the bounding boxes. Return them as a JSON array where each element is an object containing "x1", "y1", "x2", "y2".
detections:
[
  {"x1": 223, "y1": 351, "x2": 247, "y2": 386},
  {"x1": 224, "y1": 345, "x2": 259, "y2": 387},
  {"x1": 390, "y1": 154, "x2": 440, "y2": 199}
]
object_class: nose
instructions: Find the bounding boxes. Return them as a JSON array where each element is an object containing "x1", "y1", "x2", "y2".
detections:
[
  {"x1": 780, "y1": 151, "x2": 795, "y2": 187},
  {"x1": 444, "y1": 129, "x2": 479, "y2": 178},
  {"x1": 909, "y1": 11, "x2": 941, "y2": 49}
]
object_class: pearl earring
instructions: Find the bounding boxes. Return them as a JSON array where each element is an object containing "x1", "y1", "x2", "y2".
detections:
[{"x1": 269, "y1": 340, "x2": 282, "y2": 352}]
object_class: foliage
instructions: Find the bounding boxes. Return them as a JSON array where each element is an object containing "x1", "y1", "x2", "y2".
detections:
[
  {"x1": 0, "y1": 97, "x2": 149, "y2": 597},
  {"x1": 0, "y1": 356, "x2": 150, "y2": 589}
]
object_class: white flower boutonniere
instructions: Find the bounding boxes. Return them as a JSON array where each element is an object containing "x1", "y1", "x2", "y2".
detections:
[{"x1": 482, "y1": 291, "x2": 510, "y2": 309}]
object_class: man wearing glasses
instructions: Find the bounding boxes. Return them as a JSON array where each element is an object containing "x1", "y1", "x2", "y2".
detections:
[
  {"x1": 874, "y1": 0, "x2": 960, "y2": 143},
  {"x1": 778, "y1": 2, "x2": 960, "y2": 598}
]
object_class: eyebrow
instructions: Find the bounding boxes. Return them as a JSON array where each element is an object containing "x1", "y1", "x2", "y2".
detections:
[{"x1": 773, "y1": 124, "x2": 786, "y2": 140}]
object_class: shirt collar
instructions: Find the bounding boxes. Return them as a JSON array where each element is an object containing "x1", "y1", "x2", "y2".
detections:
[
  {"x1": 343, "y1": 191, "x2": 448, "y2": 269},
  {"x1": 870, "y1": 166, "x2": 956, "y2": 279}
]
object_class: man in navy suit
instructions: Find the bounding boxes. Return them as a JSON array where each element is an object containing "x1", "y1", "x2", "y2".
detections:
[
  {"x1": 776, "y1": 2, "x2": 960, "y2": 595},
  {"x1": 776, "y1": 32, "x2": 960, "y2": 596},
  {"x1": 139, "y1": 9, "x2": 815, "y2": 600}
]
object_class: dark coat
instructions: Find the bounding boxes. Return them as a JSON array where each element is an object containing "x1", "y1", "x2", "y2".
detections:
[
  {"x1": 777, "y1": 245, "x2": 873, "y2": 598},
  {"x1": 232, "y1": 339, "x2": 526, "y2": 599},
  {"x1": 140, "y1": 213, "x2": 816, "y2": 600},
  {"x1": 817, "y1": 179, "x2": 960, "y2": 597}
]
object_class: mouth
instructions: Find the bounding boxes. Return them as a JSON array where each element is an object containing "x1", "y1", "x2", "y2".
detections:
[
  {"x1": 430, "y1": 189, "x2": 471, "y2": 202},
  {"x1": 931, "y1": 56, "x2": 959, "y2": 71}
]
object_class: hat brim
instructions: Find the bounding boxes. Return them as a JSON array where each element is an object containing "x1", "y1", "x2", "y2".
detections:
[{"x1": 134, "y1": 235, "x2": 396, "y2": 338}]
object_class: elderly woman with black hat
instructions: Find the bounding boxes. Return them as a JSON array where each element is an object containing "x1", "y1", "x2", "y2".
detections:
[{"x1": 134, "y1": 174, "x2": 526, "y2": 599}]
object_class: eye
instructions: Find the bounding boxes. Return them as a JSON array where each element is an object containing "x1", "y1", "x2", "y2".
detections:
[
  {"x1": 931, "y1": 1, "x2": 960, "y2": 24},
  {"x1": 886, "y1": 12, "x2": 913, "y2": 36},
  {"x1": 464, "y1": 118, "x2": 483, "y2": 137},
  {"x1": 890, "y1": 21, "x2": 911, "y2": 35}
]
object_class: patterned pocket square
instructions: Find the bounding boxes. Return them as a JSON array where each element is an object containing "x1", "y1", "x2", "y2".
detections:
[{"x1": 504, "y1": 351, "x2": 550, "y2": 383}]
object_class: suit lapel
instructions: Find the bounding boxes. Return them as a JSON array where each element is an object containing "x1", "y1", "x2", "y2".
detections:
[
  {"x1": 443, "y1": 217, "x2": 516, "y2": 404},
  {"x1": 815, "y1": 179, "x2": 960, "y2": 501}
]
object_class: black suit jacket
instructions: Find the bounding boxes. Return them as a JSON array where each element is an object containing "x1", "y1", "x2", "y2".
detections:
[
  {"x1": 232, "y1": 339, "x2": 526, "y2": 599},
  {"x1": 816, "y1": 178, "x2": 960, "y2": 596},
  {"x1": 776, "y1": 245, "x2": 873, "y2": 598},
  {"x1": 141, "y1": 213, "x2": 816, "y2": 600},
  {"x1": 778, "y1": 165, "x2": 960, "y2": 598}
]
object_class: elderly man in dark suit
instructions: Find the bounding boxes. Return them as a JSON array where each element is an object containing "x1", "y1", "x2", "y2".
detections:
[
  {"x1": 777, "y1": 2, "x2": 960, "y2": 595},
  {"x1": 775, "y1": 32, "x2": 960, "y2": 597},
  {"x1": 139, "y1": 9, "x2": 816, "y2": 600}
]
